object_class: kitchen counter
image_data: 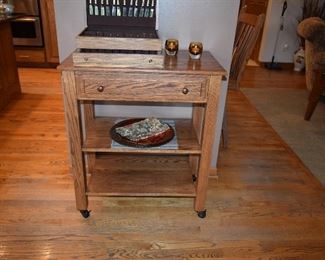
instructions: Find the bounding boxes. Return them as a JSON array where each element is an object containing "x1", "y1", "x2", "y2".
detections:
[{"x1": 0, "y1": 15, "x2": 21, "y2": 111}]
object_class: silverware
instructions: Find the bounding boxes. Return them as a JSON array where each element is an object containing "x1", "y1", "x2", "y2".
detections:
[
  {"x1": 144, "y1": 0, "x2": 150, "y2": 17},
  {"x1": 112, "y1": 0, "x2": 116, "y2": 16},
  {"x1": 122, "y1": 0, "x2": 127, "y2": 16},
  {"x1": 128, "y1": 0, "x2": 133, "y2": 17},
  {"x1": 106, "y1": 0, "x2": 111, "y2": 16},
  {"x1": 94, "y1": 0, "x2": 99, "y2": 15},
  {"x1": 134, "y1": 0, "x2": 138, "y2": 17},
  {"x1": 139, "y1": 0, "x2": 145, "y2": 17},
  {"x1": 116, "y1": 0, "x2": 121, "y2": 16},
  {"x1": 89, "y1": 0, "x2": 94, "y2": 15},
  {"x1": 100, "y1": 0, "x2": 105, "y2": 16},
  {"x1": 150, "y1": 0, "x2": 155, "y2": 18}
]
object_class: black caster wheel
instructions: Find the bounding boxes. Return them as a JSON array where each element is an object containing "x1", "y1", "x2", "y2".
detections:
[
  {"x1": 197, "y1": 210, "x2": 207, "y2": 218},
  {"x1": 192, "y1": 175, "x2": 197, "y2": 182},
  {"x1": 80, "y1": 210, "x2": 90, "y2": 218}
]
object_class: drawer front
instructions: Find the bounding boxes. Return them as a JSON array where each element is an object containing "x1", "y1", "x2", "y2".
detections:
[
  {"x1": 73, "y1": 52, "x2": 164, "y2": 69},
  {"x1": 15, "y1": 49, "x2": 46, "y2": 63},
  {"x1": 76, "y1": 73, "x2": 208, "y2": 102}
]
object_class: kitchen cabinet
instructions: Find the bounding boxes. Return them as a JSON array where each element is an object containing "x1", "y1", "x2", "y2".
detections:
[
  {"x1": 59, "y1": 51, "x2": 226, "y2": 218},
  {"x1": 40, "y1": 0, "x2": 59, "y2": 63},
  {"x1": 15, "y1": 0, "x2": 59, "y2": 65},
  {"x1": 15, "y1": 48, "x2": 46, "y2": 63},
  {"x1": 0, "y1": 17, "x2": 21, "y2": 111}
]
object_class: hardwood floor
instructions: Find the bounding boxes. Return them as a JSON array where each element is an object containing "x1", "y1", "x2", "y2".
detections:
[
  {"x1": 240, "y1": 66, "x2": 307, "y2": 89},
  {"x1": 0, "y1": 68, "x2": 325, "y2": 258}
]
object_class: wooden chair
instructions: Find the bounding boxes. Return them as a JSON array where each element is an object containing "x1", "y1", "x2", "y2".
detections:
[
  {"x1": 228, "y1": 11, "x2": 265, "y2": 89},
  {"x1": 221, "y1": 11, "x2": 265, "y2": 149},
  {"x1": 304, "y1": 68, "x2": 325, "y2": 120},
  {"x1": 297, "y1": 17, "x2": 325, "y2": 121}
]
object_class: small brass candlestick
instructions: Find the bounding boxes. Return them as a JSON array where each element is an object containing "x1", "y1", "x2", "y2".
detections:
[
  {"x1": 165, "y1": 39, "x2": 179, "y2": 56},
  {"x1": 188, "y1": 42, "x2": 203, "y2": 60}
]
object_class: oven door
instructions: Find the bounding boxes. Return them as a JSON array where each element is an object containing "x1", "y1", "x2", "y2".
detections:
[{"x1": 11, "y1": 16, "x2": 43, "y2": 47}]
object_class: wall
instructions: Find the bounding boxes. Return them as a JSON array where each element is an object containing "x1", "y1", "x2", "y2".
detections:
[
  {"x1": 54, "y1": 0, "x2": 87, "y2": 60},
  {"x1": 259, "y1": 0, "x2": 303, "y2": 63},
  {"x1": 54, "y1": 0, "x2": 240, "y2": 167}
]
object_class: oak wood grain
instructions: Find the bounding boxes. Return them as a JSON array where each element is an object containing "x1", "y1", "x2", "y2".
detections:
[
  {"x1": 194, "y1": 76, "x2": 222, "y2": 212},
  {"x1": 1, "y1": 68, "x2": 325, "y2": 258},
  {"x1": 59, "y1": 50, "x2": 227, "y2": 77},
  {"x1": 40, "y1": 0, "x2": 59, "y2": 63},
  {"x1": 229, "y1": 11, "x2": 265, "y2": 89},
  {"x1": 73, "y1": 50, "x2": 164, "y2": 69},
  {"x1": 76, "y1": 36, "x2": 162, "y2": 51},
  {"x1": 0, "y1": 20, "x2": 21, "y2": 111},
  {"x1": 61, "y1": 71, "x2": 88, "y2": 210},
  {"x1": 240, "y1": 66, "x2": 306, "y2": 89},
  {"x1": 83, "y1": 118, "x2": 201, "y2": 154},
  {"x1": 83, "y1": 101, "x2": 96, "y2": 173},
  {"x1": 61, "y1": 51, "x2": 224, "y2": 215},
  {"x1": 87, "y1": 154, "x2": 196, "y2": 197},
  {"x1": 15, "y1": 49, "x2": 46, "y2": 63},
  {"x1": 76, "y1": 72, "x2": 207, "y2": 103}
]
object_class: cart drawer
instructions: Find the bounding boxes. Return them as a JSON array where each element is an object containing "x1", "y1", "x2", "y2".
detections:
[
  {"x1": 76, "y1": 73, "x2": 208, "y2": 102},
  {"x1": 73, "y1": 50, "x2": 164, "y2": 69}
]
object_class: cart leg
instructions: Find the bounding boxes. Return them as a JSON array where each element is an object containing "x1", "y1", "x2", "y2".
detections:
[
  {"x1": 62, "y1": 72, "x2": 90, "y2": 220},
  {"x1": 193, "y1": 75, "x2": 221, "y2": 219},
  {"x1": 80, "y1": 210, "x2": 91, "y2": 218},
  {"x1": 197, "y1": 210, "x2": 207, "y2": 218}
]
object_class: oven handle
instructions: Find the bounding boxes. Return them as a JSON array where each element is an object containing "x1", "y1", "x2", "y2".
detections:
[{"x1": 13, "y1": 16, "x2": 40, "y2": 22}]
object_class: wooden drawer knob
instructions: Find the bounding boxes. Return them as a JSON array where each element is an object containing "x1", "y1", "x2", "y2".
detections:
[
  {"x1": 182, "y1": 87, "x2": 189, "y2": 95},
  {"x1": 97, "y1": 86, "x2": 104, "y2": 92}
]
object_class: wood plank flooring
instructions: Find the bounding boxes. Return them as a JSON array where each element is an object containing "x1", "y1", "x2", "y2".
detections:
[
  {"x1": 0, "y1": 68, "x2": 325, "y2": 258},
  {"x1": 240, "y1": 66, "x2": 307, "y2": 89}
]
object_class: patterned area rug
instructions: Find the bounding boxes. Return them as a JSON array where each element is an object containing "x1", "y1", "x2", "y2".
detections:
[{"x1": 242, "y1": 87, "x2": 325, "y2": 186}]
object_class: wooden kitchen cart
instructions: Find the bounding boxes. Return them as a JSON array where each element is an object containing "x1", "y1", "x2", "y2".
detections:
[{"x1": 58, "y1": 50, "x2": 226, "y2": 218}]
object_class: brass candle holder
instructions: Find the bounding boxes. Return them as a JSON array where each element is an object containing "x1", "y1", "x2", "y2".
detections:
[
  {"x1": 188, "y1": 42, "x2": 203, "y2": 60},
  {"x1": 165, "y1": 39, "x2": 179, "y2": 56}
]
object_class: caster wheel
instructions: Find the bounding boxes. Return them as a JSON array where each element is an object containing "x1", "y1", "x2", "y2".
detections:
[
  {"x1": 197, "y1": 210, "x2": 207, "y2": 218},
  {"x1": 192, "y1": 175, "x2": 197, "y2": 182},
  {"x1": 80, "y1": 210, "x2": 90, "y2": 218}
]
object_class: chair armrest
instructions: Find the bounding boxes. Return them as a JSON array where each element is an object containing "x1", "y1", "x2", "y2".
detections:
[
  {"x1": 298, "y1": 17, "x2": 325, "y2": 52},
  {"x1": 314, "y1": 52, "x2": 325, "y2": 70}
]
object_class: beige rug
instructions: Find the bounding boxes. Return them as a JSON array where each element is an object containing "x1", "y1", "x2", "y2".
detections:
[{"x1": 242, "y1": 87, "x2": 325, "y2": 186}]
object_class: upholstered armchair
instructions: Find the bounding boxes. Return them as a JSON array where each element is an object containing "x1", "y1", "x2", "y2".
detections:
[{"x1": 297, "y1": 17, "x2": 325, "y2": 120}]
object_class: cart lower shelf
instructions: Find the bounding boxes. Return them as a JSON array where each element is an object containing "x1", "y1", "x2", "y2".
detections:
[{"x1": 86, "y1": 154, "x2": 197, "y2": 197}]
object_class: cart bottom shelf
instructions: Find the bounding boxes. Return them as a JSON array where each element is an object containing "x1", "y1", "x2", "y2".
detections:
[{"x1": 86, "y1": 154, "x2": 197, "y2": 197}]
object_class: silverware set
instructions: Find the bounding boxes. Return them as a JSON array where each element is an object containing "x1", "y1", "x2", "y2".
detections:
[{"x1": 88, "y1": 0, "x2": 156, "y2": 17}]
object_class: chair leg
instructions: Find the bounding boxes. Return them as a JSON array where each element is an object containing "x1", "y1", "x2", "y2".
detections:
[
  {"x1": 305, "y1": 95, "x2": 321, "y2": 121},
  {"x1": 305, "y1": 70, "x2": 325, "y2": 121},
  {"x1": 221, "y1": 108, "x2": 228, "y2": 148}
]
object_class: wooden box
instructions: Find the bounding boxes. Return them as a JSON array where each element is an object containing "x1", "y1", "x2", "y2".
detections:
[{"x1": 73, "y1": 0, "x2": 163, "y2": 68}]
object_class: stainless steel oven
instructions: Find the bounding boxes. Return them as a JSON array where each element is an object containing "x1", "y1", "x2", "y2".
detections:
[{"x1": 10, "y1": 0, "x2": 43, "y2": 47}]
